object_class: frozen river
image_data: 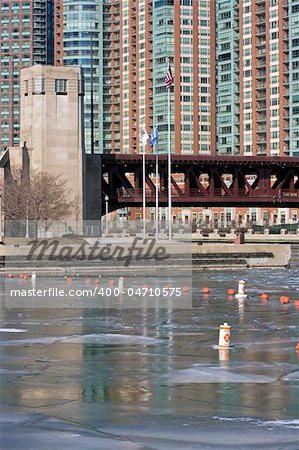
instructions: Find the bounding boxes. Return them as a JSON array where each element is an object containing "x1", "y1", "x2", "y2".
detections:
[{"x1": 1, "y1": 268, "x2": 299, "y2": 449}]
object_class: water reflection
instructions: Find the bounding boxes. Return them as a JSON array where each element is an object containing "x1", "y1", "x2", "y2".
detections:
[{"x1": 0, "y1": 269, "x2": 298, "y2": 431}]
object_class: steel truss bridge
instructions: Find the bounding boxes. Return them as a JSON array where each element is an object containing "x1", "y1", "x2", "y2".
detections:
[{"x1": 85, "y1": 154, "x2": 299, "y2": 218}]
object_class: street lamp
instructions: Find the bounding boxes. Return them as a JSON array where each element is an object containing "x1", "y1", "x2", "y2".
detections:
[{"x1": 105, "y1": 195, "x2": 109, "y2": 236}]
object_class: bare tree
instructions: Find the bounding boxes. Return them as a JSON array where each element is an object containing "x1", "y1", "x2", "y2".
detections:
[
  {"x1": 72, "y1": 194, "x2": 82, "y2": 234},
  {"x1": 1, "y1": 170, "x2": 74, "y2": 237}
]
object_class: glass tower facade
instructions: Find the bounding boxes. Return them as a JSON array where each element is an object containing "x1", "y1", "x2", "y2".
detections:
[
  {"x1": 216, "y1": 0, "x2": 240, "y2": 155},
  {"x1": 62, "y1": 0, "x2": 101, "y2": 154}
]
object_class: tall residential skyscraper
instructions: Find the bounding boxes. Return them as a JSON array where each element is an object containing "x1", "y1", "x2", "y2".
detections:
[
  {"x1": 98, "y1": 0, "x2": 298, "y2": 158},
  {"x1": 0, "y1": 0, "x2": 56, "y2": 149},
  {"x1": 100, "y1": 0, "x2": 216, "y2": 155},
  {"x1": 3, "y1": 0, "x2": 299, "y2": 159},
  {"x1": 215, "y1": 0, "x2": 293, "y2": 157},
  {"x1": 289, "y1": 0, "x2": 299, "y2": 157},
  {"x1": 61, "y1": 0, "x2": 101, "y2": 154}
]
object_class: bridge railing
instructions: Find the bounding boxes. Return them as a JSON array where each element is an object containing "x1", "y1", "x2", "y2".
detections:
[
  {"x1": 117, "y1": 186, "x2": 299, "y2": 200},
  {"x1": 118, "y1": 187, "x2": 186, "y2": 198}
]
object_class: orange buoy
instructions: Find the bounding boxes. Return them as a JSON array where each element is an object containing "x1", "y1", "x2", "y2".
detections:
[
  {"x1": 227, "y1": 288, "x2": 235, "y2": 295},
  {"x1": 6, "y1": 273, "x2": 14, "y2": 278},
  {"x1": 143, "y1": 284, "x2": 150, "y2": 289},
  {"x1": 296, "y1": 342, "x2": 299, "y2": 353},
  {"x1": 85, "y1": 277, "x2": 91, "y2": 285},
  {"x1": 108, "y1": 279, "x2": 115, "y2": 287},
  {"x1": 95, "y1": 278, "x2": 100, "y2": 285},
  {"x1": 66, "y1": 276, "x2": 73, "y2": 284},
  {"x1": 203, "y1": 287, "x2": 210, "y2": 294},
  {"x1": 260, "y1": 293, "x2": 269, "y2": 301},
  {"x1": 294, "y1": 300, "x2": 299, "y2": 309},
  {"x1": 280, "y1": 295, "x2": 290, "y2": 304},
  {"x1": 183, "y1": 286, "x2": 190, "y2": 293},
  {"x1": 19, "y1": 274, "x2": 24, "y2": 279},
  {"x1": 23, "y1": 275, "x2": 28, "y2": 280}
]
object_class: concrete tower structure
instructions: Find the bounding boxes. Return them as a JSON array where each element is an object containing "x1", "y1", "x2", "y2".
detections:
[{"x1": 20, "y1": 65, "x2": 84, "y2": 219}]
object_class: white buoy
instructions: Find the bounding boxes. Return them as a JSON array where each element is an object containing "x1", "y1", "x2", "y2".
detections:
[
  {"x1": 218, "y1": 322, "x2": 231, "y2": 348},
  {"x1": 235, "y1": 279, "x2": 247, "y2": 299},
  {"x1": 118, "y1": 276, "x2": 124, "y2": 291}
]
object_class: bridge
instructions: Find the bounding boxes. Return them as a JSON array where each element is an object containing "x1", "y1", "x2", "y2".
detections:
[{"x1": 85, "y1": 154, "x2": 299, "y2": 218}]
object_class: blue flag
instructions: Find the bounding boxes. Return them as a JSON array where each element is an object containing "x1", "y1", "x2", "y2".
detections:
[{"x1": 150, "y1": 126, "x2": 158, "y2": 147}]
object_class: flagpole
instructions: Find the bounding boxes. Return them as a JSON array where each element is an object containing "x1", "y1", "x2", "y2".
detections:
[
  {"x1": 155, "y1": 145, "x2": 159, "y2": 241},
  {"x1": 142, "y1": 144, "x2": 146, "y2": 239},
  {"x1": 167, "y1": 77, "x2": 172, "y2": 241}
]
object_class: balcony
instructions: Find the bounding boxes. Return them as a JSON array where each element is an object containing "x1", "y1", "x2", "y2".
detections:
[
  {"x1": 256, "y1": 7, "x2": 266, "y2": 15},
  {"x1": 257, "y1": 92, "x2": 266, "y2": 100},
  {"x1": 256, "y1": 40, "x2": 266, "y2": 48},
  {"x1": 256, "y1": 28, "x2": 266, "y2": 36},
  {"x1": 256, "y1": 116, "x2": 267, "y2": 123},
  {"x1": 256, "y1": 60, "x2": 266, "y2": 69},
  {"x1": 256, "y1": 17, "x2": 266, "y2": 24},
  {"x1": 256, "y1": 74, "x2": 266, "y2": 81},
  {"x1": 257, "y1": 127, "x2": 266, "y2": 133},
  {"x1": 258, "y1": 49, "x2": 266, "y2": 56},
  {"x1": 256, "y1": 104, "x2": 266, "y2": 112}
]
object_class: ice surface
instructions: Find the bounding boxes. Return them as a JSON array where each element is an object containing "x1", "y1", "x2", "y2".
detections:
[
  {"x1": 0, "y1": 333, "x2": 163, "y2": 346},
  {"x1": 281, "y1": 370, "x2": 299, "y2": 381},
  {"x1": 2, "y1": 410, "x2": 299, "y2": 450},
  {"x1": 0, "y1": 328, "x2": 27, "y2": 333},
  {"x1": 1, "y1": 410, "x2": 146, "y2": 450},
  {"x1": 169, "y1": 364, "x2": 276, "y2": 384},
  {"x1": 1, "y1": 268, "x2": 299, "y2": 449},
  {"x1": 62, "y1": 333, "x2": 163, "y2": 345}
]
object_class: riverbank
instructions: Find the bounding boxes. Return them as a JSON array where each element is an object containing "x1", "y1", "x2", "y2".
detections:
[{"x1": 0, "y1": 238, "x2": 297, "y2": 275}]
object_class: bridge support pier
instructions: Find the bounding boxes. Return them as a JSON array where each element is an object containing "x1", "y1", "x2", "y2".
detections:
[{"x1": 84, "y1": 155, "x2": 102, "y2": 232}]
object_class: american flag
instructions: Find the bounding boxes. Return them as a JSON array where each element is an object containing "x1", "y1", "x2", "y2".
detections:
[{"x1": 165, "y1": 63, "x2": 173, "y2": 90}]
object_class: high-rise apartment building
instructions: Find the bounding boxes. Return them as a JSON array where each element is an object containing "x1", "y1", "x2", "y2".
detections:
[
  {"x1": 4, "y1": 1, "x2": 298, "y2": 158},
  {"x1": 61, "y1": 0, "x2": 101, "y2": 154},
  {"x1": 0, "y1": 0, "x2": 56, "y2": 149},
  {"x1": 95, "y1": 0, "x2": 298, "y2": 158},
  {"x1": 101, "y1": 0, "x2": 216, "y2": 155},
  {"x1": 289, "y1": 0, "x2": 299, "y2": 157},
  {"x1": 215, "y1": 0, "x2": 293, "y2": 157}
]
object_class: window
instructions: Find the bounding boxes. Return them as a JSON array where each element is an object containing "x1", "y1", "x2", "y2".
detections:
[
  {"x1": 33, "y1": 78, "x2": 44, "y2": 94},
  {"x1": 24, "y1": 80, "x2": 28, "y2": 96},
  {"x1": 251, "y1": 212, "x2": 257, "y2": 223},
  {"x1": 55, "y1": 79, "x2": 67, "y2": 94}
]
